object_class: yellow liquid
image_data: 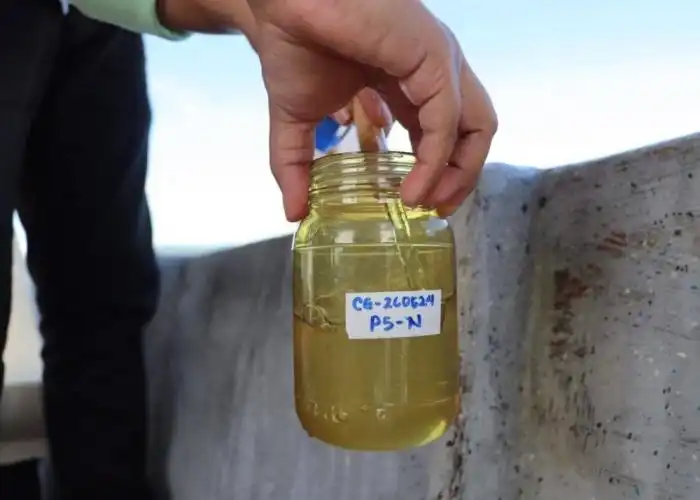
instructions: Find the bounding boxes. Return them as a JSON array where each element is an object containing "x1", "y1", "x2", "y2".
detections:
[{"x1": 293, "y1": 243, "x2": 459, "y2": 451}]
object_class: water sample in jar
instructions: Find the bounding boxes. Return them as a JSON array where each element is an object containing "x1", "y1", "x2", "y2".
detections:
[{"x1": 292, "y1": 151, "x2": 460, "y2": 451}]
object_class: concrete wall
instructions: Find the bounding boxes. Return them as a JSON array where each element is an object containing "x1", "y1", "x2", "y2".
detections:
[{"x1": 145, "y1": 133, "x2": 700, "y2": 500}]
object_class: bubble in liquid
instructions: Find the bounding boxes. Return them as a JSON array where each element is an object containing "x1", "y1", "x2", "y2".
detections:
[
  {"x1": 306, "y1": 400, "x2": 320, "y2": 416},
  {"x1": 375, "y1": 408, "x2": 388, "y2": 421},
  {"x1": 330, "y1": 406, "x2": 349, "y2": 424}
]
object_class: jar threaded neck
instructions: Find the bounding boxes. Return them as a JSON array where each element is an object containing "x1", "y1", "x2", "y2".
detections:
[{"x1": 309, "y1": 152, "x2": 415, "y2": 205}]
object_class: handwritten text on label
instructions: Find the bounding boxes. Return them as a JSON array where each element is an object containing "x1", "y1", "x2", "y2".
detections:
[
  {"x1": 351, "y1": 293, "x2": 436, "y2": 313},
  {"x1": 345, "y1": 290, "x2": 442, "y2": 340}
]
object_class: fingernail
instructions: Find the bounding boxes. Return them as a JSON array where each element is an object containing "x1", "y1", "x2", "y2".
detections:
[
  {"x1": 400, "y1": 185, "x2": 424, "y2": 207},
  {"x1": 399, "y1": 81, "x2": 417, "y2": 106},
  {"x1": 380, "y1": 101, "x2": 393, "y2": 127},
  {"x1": 334, "y1": 109, "x2": 351, "y2": 125},
  {"x1": 437, "y1": 205, "x2": 459, "y2": 218},
  {"x1": 401, "y1": 164, "x2": 435, "y2": 204}
]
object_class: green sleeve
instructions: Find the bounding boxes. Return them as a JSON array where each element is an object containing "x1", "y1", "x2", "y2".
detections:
[{"x1": 71, "y1": 0, "x2": 189, "y2": 40}]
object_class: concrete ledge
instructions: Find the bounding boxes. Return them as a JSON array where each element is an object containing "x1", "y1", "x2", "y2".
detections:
[{"x1": 144, "y1": 133, "x2": 700, "y2": 499}]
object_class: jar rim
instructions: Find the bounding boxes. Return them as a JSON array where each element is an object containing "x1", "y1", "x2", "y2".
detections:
[{"x1": 310, "y1": 151, "x2": 416, "y2": 177}]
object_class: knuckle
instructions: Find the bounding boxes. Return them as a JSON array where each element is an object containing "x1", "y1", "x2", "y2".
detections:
[
  {"x1": 486, "y1": 110, "x2": 499, "y2": 136},
  {"x1": 481, "y1": 90, "x2": 499, "y2": 135},
  {"x1": 265, "y1": 0, "x2": 317, "y2": 29}
]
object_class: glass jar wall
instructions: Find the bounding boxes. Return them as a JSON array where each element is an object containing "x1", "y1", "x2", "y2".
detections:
[{"x1": 292, "y1": 152, "x2": 459, "y2": 451}]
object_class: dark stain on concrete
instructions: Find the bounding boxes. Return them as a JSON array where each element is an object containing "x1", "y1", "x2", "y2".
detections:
[
  {"x1": 438, "y1": 410, "x2": 466, "y2": 500},
  {"x1": 596, "y1": 230, "x2": 628, "y2": 258},
  {"x1": 551, "y1": 269, "x2": 589, "y2": 360}
]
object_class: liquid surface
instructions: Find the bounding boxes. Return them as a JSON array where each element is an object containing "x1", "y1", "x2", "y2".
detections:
[{"x1": 293, "y1": 242, "x2": 459, "y2": 451}]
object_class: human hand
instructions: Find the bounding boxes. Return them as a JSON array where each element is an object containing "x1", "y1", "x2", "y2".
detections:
[{"x1": 248, "y1": 0, "x2": 497, "y2": 221}]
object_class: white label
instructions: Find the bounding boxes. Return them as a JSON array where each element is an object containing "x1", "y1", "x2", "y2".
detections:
[{"x1": 345, "y1": 290, "x2": 442, "y2": 340}]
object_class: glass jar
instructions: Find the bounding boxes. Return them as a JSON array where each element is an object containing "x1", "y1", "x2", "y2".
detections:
[{"x1": 292, "y1": 151, "x2": 460, "y2": 451}]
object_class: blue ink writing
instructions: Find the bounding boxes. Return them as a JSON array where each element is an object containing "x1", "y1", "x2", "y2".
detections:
[
  {"x1": 406, "y1": 314, "x2": 422, "y2": 329},
  {"x1": 369, "y1": 313, "x2": 424, "y2": 333},
  {"x1": 352, "y1": 296, "x2": 375, "y2": 312},
  {"x1": 353, "y1": 293, "x2": 436, "y2": 312}
]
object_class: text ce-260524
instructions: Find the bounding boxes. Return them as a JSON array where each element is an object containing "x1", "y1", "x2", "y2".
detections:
[{"x1": 344, "y1": 290, "x2": 442, "y2": 340}]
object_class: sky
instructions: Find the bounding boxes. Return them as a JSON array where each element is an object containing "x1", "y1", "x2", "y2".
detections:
[{"x1": 143, "y1": 0, "x2": 700, "y2": 250}]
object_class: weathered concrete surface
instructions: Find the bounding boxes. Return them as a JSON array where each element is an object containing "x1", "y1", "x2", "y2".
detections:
[
  {"x1": 147, "y1": 133, "x2": 698, "y2": 499},
  {"x1": 511, "y1": 138, "x2": 700, "y2": 500}
]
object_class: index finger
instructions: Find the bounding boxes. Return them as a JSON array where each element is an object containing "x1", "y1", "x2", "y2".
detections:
[
  {"x1": 398, "y1": 78, "x2": 459, "y2": 207},
  {"x1": 397, "y1": 26, "x2": 462, "y2": 206},
  {"x1": 426, "y1": 57, "x2": 498, "y2": 213}
]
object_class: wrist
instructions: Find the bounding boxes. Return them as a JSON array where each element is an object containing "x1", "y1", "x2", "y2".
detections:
[{"x1": 157, "y1": 0, "x2": 259, "y2": 42}]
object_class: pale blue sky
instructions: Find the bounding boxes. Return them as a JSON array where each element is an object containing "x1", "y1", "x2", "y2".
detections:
[{"x1": 143, "y1": 0, "x2": 700, "y2": 249}]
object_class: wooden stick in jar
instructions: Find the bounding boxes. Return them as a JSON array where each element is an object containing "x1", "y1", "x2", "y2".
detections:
[{"x1": 352, "y1": 97, "x2": 388, "y2": 153}]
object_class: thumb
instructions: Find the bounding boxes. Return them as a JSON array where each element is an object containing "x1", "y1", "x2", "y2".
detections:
[{"x1": 268, "y1": 105, "x2": 315, "y2": 222}]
